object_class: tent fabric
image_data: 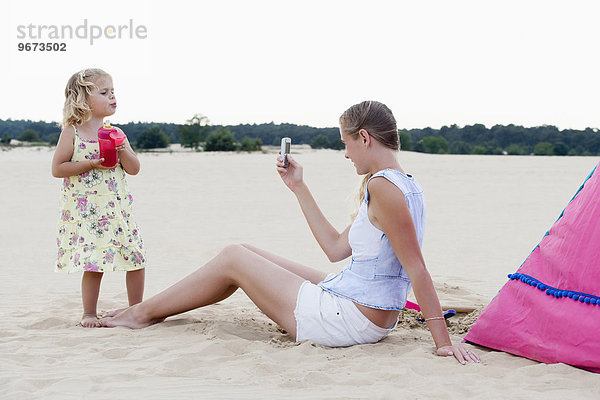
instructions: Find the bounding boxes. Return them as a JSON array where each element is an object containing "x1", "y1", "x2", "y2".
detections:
[{"x1": 465, "y1": 162, "x2": 600, "y2": 373}]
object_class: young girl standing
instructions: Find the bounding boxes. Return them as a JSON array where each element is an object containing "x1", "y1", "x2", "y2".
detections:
[{"x1": 52, "y1": 68, "x2": 146, "y2": 328}]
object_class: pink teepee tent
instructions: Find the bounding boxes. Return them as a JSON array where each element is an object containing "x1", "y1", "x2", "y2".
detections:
[{"x1": 465, "y1": 162, "x2": 600, "y2": 373}]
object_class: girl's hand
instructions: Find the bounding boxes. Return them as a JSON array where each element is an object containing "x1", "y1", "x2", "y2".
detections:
[
  {"x1": 437, "y1": 344, "x2": 481, "y2": 365},
  {"x1": 89, "y1": 158, "x2": 113, "y2": 170},
  {"x1": 276, "y1": 153, "x2": 303, "y2": 192},
  {"x1": 113, "y1": 136, "x2": 140, "y2": 175}
]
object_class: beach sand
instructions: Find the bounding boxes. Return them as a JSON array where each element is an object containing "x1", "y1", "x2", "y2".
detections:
[{"x1": 1, "y1": 146, "x2": 599, "y2": 399}]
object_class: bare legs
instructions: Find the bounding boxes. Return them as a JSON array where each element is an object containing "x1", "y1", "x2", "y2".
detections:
[
  {"x1": 80, "y1": 268, "x2": 146, "y2": 327},
  {"x1": 126, "y1": 268, "x2": 145, "y2": 305},
  {"x1": 102, "y1": 244, "x2": 328, "y2": 339},
  {"x1": 81, "y1": 271, "x2": 103, "y2": 327},
  {"x1": 239, "y1": 244, "x2": 327, "y2": 285}
]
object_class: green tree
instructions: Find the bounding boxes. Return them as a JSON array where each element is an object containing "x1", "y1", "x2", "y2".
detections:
[
  {"x1": 569, "y1": 145, "x2": 585, "y2": 156},
  {"x1": 178, "y1": 114, "x2": 210, "y2": 150},
  {"x1": 533, "y1": 142, "x2": 554, "y2": 156},
  {"x1": 18, "y1": 129, "x2": 42, "y2": 142},
  {"x1": 470, "y1": 145, "x2": 487, "y2": 155},
  {"x1": 178, "y1": 125, "x2": 200, "y2": 149},
  {"x1": 1, "y1": 133, "x2": 11, "y2": 144},
  {"x1": 419, "y1": 136, "x2": 449, "y2": 154},
  {"x1": 449, "y1": 141, "x2": 472, "y2": 154},
  {"x1": 310, "y1": 134, "x2": 329, "y2": 149},
  {"x1": 485, "y1": 146, "x2": 504, "y2": 155},
  {"x1": 553, "y1": 142, "x2": 569, "y2": 156},
  {"x1": 136, "y1": 126, "x2": 169, "y2": 149},
  {"x1": 399, "y1": 131, "x2": 413, "y2": 151},
  {"x1": 240, "y1": 137, "x2": 262, "y2": 152},
  {"x1": 505, "y1": 144, "x2": 529, "y2": 155},
  {"x1": 46, "y1": 133, "x2": 59, "y2": 146},
  {"x1": 205, "y1": 127, "x2": 237, "y2": 151},
  {"x1": 329, "y1": 138, "x2": 345, "y2": 150}
]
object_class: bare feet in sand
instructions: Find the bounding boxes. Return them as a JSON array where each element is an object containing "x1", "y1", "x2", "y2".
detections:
[
  {"x1": 100, "y1": 305, "x2": 165, "y2": 329},
  {"x1": 81, "y1": 313, "x2": 101, "y2": 328},
  {"x1": 102, "y1": 308, "x2": 126, "y2": 318}
]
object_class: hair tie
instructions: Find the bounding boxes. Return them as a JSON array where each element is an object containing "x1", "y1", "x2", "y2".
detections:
[{"x1": 79, "y1": 71, "x2": 86, "y2": 81}]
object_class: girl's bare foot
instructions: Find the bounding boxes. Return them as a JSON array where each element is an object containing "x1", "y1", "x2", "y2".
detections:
[
  {"x1": 100, "y1": 305, "x2": 164, "y2": 329},
  {"x1": 81, "y1": 313, "x2": 101, "y2": 328}
]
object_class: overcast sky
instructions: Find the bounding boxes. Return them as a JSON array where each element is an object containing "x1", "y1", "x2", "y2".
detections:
[{"x1": 2, "y1": 0, "x2": 599, "y2": 130}]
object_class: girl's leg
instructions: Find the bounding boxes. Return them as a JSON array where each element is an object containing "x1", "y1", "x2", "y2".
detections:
[
  {"x1": 240, "y1": 243, "x2": 328, "y2": 284},
  {"x1": 81, "y1": 271, "x2": 103, "y2": 327},
  {"x1": 101, "y1": 269, "x2": 144, "y2": 319},
  {"x1": 126, "y1": 268, "x2": 145, "y2": 305},
  {"x1": 102, "y1": 244, "x2": 307, "y2": 338}
]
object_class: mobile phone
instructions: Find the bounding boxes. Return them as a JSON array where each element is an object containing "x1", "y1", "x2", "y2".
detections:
[{"x1": 281, "y1": 137, "x2": 291, "y2": 167}]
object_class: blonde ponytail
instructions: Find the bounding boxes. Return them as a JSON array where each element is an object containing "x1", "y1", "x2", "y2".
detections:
[{"x1": 350, "y1": 173, "x2": 372, "y2": 220}]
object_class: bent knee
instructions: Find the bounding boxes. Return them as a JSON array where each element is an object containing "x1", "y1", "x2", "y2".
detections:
[
  {"x1": 217, "y1": 244, "x2": 253, "y2": 277},
  {"x1": 219, "y1": 244, "x2": 249, "y2": 260}
]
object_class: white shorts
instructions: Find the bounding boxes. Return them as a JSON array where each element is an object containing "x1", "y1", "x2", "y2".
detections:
[{"x1": 294, "y1": 280, "x2": 395, "y2": 347}]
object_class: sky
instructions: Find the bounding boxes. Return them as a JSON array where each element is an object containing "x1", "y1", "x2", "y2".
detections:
[{"x1": 1, "y1": 0, "x2": 599, "y2": 130}]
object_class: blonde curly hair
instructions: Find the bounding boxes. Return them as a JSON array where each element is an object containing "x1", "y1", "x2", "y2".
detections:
[{"x1": 62, "y1": 68, "x2": 110, "y2": 128}]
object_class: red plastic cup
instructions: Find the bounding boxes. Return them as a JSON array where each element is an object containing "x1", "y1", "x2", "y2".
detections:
[
  {"x1": 109, "y1": 131, "x2": 126, "y2": 146},
  {"x1": 98, "y1": 138, "x2": 118, "y2": 167},
  {"x1": 97, "y1": 123, "x2": 125, "y2": 167}
]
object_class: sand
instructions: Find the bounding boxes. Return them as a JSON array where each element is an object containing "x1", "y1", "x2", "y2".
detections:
[{"x1": 1, "y1": 146, "x2": 599, "y2": 399}]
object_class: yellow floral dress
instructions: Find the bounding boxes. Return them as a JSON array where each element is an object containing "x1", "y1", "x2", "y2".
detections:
[{"x1": 55, "y1": 128, "x2": 146, "y2": 273}]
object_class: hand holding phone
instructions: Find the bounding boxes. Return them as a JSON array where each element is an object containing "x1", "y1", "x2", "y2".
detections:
[{"x1": 281, "y1": 137, "x2": 291, "y2": 167}]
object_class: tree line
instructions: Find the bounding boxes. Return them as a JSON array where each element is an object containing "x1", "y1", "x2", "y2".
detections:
[
  {"x1": 1, "y1": 117, "x2": 599, "y2": 156},
  {"x1": 403, "y1": 124, "x2": 600, "y2": 156}
]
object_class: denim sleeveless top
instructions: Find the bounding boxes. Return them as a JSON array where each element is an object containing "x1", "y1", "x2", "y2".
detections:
[{"x1": 319, "y1": 169, "x2": 426, "y2": 310}]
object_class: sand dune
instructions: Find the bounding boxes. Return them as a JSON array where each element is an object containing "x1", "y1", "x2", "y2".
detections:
[{"x1": 1, "y1": 146, "x2": 599, "y2": 399}]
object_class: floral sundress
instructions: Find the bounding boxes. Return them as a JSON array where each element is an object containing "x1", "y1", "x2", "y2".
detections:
[{"x1": 55, "y1": 127, "x2": 146, "y2": 273}]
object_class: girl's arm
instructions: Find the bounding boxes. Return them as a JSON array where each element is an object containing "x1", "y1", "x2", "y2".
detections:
[
  {"x1": 115, "y1": 128, "x2": 140, "y2": 175},
  {"x1": 367, "y1": 177, "x2": 479, "y2": 364},
  {"x1": 52, "y1": 126, "x2": 105, "y2": 178},
  {"x1": 277, "y1": 154, "x2": 352, "y2": 262}
]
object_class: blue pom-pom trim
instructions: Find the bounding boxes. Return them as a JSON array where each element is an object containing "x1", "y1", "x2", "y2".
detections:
[{"x1": 507, "y1": 273, "x2": 600, "y2": 306}]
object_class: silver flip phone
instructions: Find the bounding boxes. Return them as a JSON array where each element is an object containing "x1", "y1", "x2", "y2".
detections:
[{"x1": 281, "y1": 137, "x2": 291, "y2": 167}]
